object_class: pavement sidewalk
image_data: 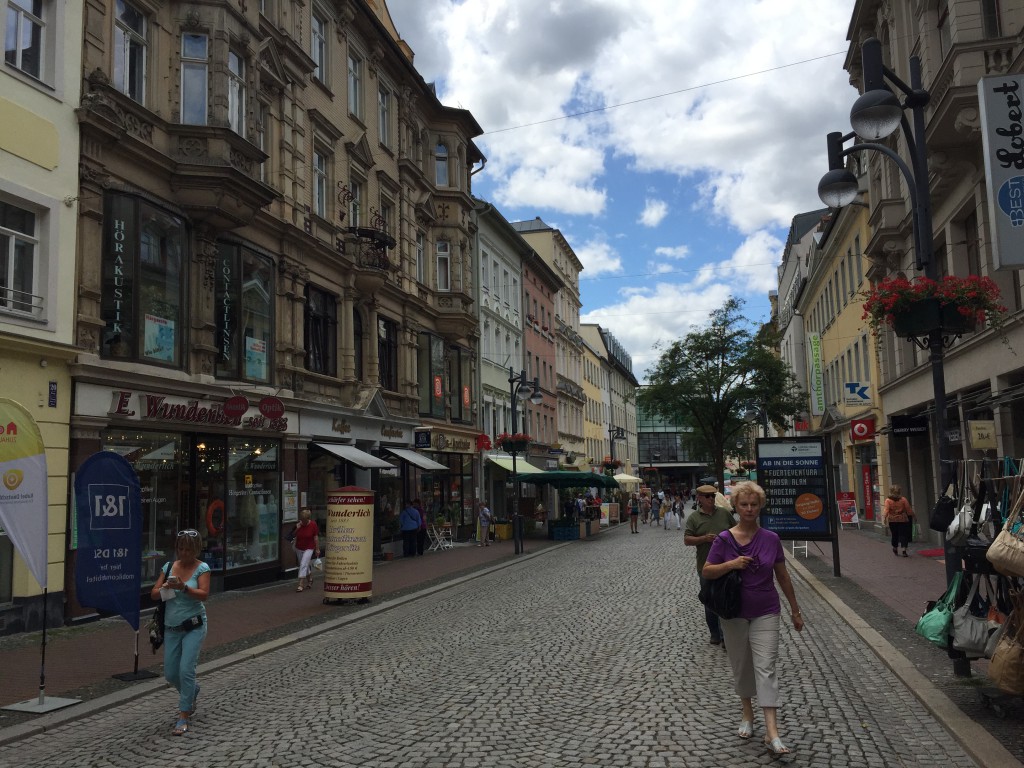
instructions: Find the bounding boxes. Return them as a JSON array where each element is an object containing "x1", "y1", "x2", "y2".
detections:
[{"x1": 0, "y1": 536, "x2": 555, "y2": 724}]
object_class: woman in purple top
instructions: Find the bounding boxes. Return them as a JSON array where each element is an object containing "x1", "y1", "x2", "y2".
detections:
[{"x1": 703, "y1": 481, "x2": 803, "y2": 756}]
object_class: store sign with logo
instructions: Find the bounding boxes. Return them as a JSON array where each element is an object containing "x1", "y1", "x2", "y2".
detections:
[
  {"x1": 106, "y1": 389, "x2": 293, "y2": 433},
  {"x1": 850, "y1": 418, "x2": 874, "y2": 442},
  {"x1": 979, "y1": 74, "x2": 1024, "y2": 269}
]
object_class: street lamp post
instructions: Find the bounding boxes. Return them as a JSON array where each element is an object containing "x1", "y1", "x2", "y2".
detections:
[
  {"x1": 818, "y1": 38, "x2": 968, "y2": 676},
  {"x1": 608, "y1": 425, "x2": 625, "y2": 464},
  {"x1": 508, "y1": 367, "x2": 542, "y2": 555}
]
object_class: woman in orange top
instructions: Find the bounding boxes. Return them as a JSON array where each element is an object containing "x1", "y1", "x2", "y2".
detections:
[{"x1": 882, "y1": 485, "x2": 914, "y2": 557}]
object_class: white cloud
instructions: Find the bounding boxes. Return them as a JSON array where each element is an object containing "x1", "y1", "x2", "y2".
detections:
[
  {"x1": 694, "y1": 230, "x2": 784, "y2": 295},
  {"x1": 639, "y1": 198, "x2": 668, "y2": 227},
  {"x1": 575, "y1": 237, "x2": 622, "y2": 276},
  {"x1": 654, "y1": 245, "x2": 689, "y2": 259}
]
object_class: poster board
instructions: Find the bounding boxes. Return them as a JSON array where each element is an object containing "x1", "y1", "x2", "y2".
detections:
[
  {"x1": 324, "y1": 486, "x2": 374, "y2": 599},
  {"x1": 836, "y1": 491, "x2": 859, "y2": 527},
  {"x1": 756, "y1": 437, "x2": 835, "y2": 541}
]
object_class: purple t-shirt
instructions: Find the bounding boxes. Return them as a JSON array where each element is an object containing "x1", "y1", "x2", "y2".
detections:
[{"x1": 705, "y1": 527, "x2": 785, "y2": 619}]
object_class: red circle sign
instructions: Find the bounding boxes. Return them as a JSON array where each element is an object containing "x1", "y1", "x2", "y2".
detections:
[
  {"x1": 258, "y1": 396, "x2": 285, "y2": 419},
  {"x1": 223, "y1": 395, "x2": 249, "y2": 418},
  {"x1": 852, "y1": 421, "x2": 869, "y2": 439}
]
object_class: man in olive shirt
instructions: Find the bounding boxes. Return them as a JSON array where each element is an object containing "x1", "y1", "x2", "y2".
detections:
[{"x1": 684, "y1": 484, "x2": 735, "y2": 645}]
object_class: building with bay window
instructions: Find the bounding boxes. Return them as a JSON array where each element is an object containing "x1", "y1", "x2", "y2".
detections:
[{"x1": 59, "y1": 0, "x2": 484, "y2": 622}]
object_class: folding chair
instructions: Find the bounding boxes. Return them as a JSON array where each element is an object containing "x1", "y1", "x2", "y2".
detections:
[{"x1": 433, "y1": 524, "x2": 454, "y2": 550}]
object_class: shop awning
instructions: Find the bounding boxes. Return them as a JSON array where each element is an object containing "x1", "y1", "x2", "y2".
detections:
[
  {"x1": 486, "y1": 455, "x2": 546, "y2": 474},
  {"x1": 314, "y1": 443, "x2": 395, "y2": 469},
  {"x1": 384, "y1": 447, "x2": 448, "y2": 471}
]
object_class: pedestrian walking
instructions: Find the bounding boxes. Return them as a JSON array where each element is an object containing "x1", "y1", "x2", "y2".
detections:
[
  {"x1": 882, "y1": 485, "x2": 915, "y2": 557},
  {"x1": 415, "y1": 498, "x2": 428, "y2": 556},
  {"x1": 628, "y1": 493, "x2": 640, "y2": 533},
  {"x1": 640, "y1": 495, "x2": 651, "y2": 525},
  {"x1": 702, "y1": 481, "x2": 803, "y2": 756},
  {"x1": 684, "y1": 484, "x2": 734, "y2": 646},
  {"x1": 292, "y1": 507, "x2": 320, "y2": 591},
  {"x1": 399, "y1": 500, "x2": 421, "y2": 557},
  {"x1": 478, "y1": 501, "x2": 493, "y2": 546},
  {"x1": 150, "y1": 529, "x2": 210, "y2": 736}
]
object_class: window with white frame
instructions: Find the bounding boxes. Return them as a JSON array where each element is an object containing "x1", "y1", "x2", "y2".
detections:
[
  {"x1": 512, "y1": 277, "x2": 519, "y2": 312},
  {"x1": 256, "y1": 101, "x2": 269, "y2": 182},
  {"x1": 347, "y1": 51, "x2": 362, "y2": 119},
  {"x1": 180, "y1": 33, "x2": 208, "y2": 125},
  {"x1": 415, "y1": 232, "x2": 425, "y2": 283},
  {"x1": 228, "y1": 49, "x2": 245, "y2": 137},
  {"x1": 379, "y1": 197, "x2": 394, "y2": 236},
  {"x1": 436, "y1": 240, "x2": 450, "y2": 291},
  {"x1": 378, "y1": 84, "x2": 391, "y2": 147},
  {"x1": 113, "y1": 0, "x2": 146, "y2": 102},
  {"x1": 348, "y1": 176, "x2": 363, "y2": 226},
  {"x1": 0, "y1": 199, "x2": 40, "y2": 316},
  {"x1": 435, "y1": 143, "x2": 449, "y2": 186},
  {"x1": 312, "y1": 148, "x2": 328, "y2": 218},
  {"x1": 481, "y1": 255, "x2": 488, "y2": 296},
  {"x1": 311, "y1": 10, "x2": 327, "y2": 82},
  {"x1": 5, "y1": 0, "x2": 45, "y2": 81},
  {"x1": 502, "y1": 269, "x2": 509, "y2": 305}
]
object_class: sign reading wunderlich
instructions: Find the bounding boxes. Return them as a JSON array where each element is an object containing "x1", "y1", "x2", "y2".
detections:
[{"x1": 755, "y1": 437, "x2": 833, "y2": 541}]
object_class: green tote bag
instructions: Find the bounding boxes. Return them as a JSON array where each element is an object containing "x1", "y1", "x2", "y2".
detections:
[{"x1": 915, "y1": 571, "x2": 963, "y2": 648}]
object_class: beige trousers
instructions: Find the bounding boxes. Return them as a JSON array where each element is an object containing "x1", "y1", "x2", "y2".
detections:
[{"x1": 720, "y1": 613, "x2": 781, "y2": 707}]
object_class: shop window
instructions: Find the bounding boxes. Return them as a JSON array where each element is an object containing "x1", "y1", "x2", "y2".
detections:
[
  {"x1": 417, "y1": 331, "x2": 446, "y2": 418},
  {"x1": 180, "y1": 32, "x2": 208, "y2": 125},
  {"x1": 215, "y1": 242, "x2": 273, "y2": 383},
  {"x1": 101, "y1": 431, "x2": 184, "y2": 586},
  {"x1": 100, "y1": 194, "x2": 187, "y2": 366},
  {"x1": 378, "y1": 314, "x2": 398, "y2": 391},
  {"x1": 113, "y1": 0, "x2": 146, "y2": 102},
  {"x1": 222, "y1": 437, "x2": 280, "y2": 569},
  {"x1": 304, "y1": 284, "x2": 337, "y2": 375}
]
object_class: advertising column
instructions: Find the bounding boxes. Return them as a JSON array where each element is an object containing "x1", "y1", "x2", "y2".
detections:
[{"x1": 324, "y1": 486, "x2": 374, "y2": 600}]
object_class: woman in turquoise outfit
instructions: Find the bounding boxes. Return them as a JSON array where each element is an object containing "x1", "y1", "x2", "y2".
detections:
[{"x1": 151, "y1": 529, "x2": 211, "y2": 735}]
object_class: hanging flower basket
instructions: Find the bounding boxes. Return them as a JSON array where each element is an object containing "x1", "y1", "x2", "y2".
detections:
[
  {"x1": 862, "y1": 275, "x2": 1006, "y2": 338},
  {"x1": 496, "y1": 432, "x2": 530, "y2": 453}
]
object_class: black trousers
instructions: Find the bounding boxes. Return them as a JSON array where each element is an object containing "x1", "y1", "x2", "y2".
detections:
[
  {"x1": 889, "y1": 520, "x2": 912, "y2": 549},
  {"x1": 402, "y1": 530, "x2": 418, "y2": 557},
  {"x1": 416, "y1": 528, "x2": 427, "y2": 555}
]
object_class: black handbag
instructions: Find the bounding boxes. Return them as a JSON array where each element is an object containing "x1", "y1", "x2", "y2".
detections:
[
  {"x1": 698, "y1": 531, "x2": 744, "y2": 619},
  {"x1": 699, "y1": 569, "x2": 743, "y2": 619},
  {"x1": 930, "y1": 490, "x2": 957, "y2": 532},
  {"x1": 148, "y1": 562, "x2": 172, "y2": 653}
]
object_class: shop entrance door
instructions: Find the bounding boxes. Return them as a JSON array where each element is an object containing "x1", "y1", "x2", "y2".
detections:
[{"x1": 192, "y1": 437, "x2": 227, "y2": 590}]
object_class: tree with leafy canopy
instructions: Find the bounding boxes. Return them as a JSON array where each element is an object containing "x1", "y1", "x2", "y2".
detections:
[{"x1": 638, "y1": 298, "x2": 805, "y2": 488}]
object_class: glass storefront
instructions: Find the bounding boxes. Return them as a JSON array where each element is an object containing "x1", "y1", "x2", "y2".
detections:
[
  {"x1": 417, "y1": 453, "x2": 474, "y2": 529},
  {"x1": 100, "y1": 430, "x2": 280, "y2": 585}
]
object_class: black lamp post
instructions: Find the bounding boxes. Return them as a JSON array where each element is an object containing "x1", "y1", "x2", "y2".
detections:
[
  {"x1": 508, "y1": 367, "x2": 542, "y2": 555},
  {"x1": 608, "y1": 425, "x2": 625, "y2": 463},
  {"x1": 818, "y1": 38, "x2": 968, "y2": 676}
]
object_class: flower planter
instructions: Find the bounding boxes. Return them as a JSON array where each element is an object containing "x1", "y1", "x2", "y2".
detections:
[
  {"x1": 500, "y1": 440, "x2": 529, "y2": 453},
  {"x1": 891, "y1": 299, "x2": 976, "y2": 338}
]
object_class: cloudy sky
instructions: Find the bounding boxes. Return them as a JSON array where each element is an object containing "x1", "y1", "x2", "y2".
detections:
[{"x1": 386, "y1": 0, "x2": 859, "y2": 378}]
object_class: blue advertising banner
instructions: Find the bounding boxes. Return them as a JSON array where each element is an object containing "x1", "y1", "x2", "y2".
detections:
[
  {"x1": 74, "y1": 451, "x2": 142, "y2": 630},
  {"x1": 756, "y1": 437, "x2": 834, "y2": 541}
]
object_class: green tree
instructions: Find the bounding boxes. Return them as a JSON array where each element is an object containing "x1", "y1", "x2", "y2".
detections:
[{"x1": 638, "y1": 298, "x2": 805, "y2": 487}]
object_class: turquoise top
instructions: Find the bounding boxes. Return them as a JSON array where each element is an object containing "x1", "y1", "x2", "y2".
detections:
[{"x1": 163, "y1": 561, "x2": 210, "y2": 627}]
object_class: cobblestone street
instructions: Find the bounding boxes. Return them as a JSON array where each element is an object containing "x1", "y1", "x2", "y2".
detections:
[{"x1": 0, "y1": 528, "x2": 982, "y2": 767}]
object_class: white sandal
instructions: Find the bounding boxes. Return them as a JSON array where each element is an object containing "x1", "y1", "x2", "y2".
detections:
[{"x1": 737, "y1": 720, "x2": 753, "y2": 739}]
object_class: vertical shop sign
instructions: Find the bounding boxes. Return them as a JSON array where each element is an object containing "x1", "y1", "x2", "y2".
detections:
[
  {"x1": 324, "y1": 486, "x2": 374, "y2": 599},
  {"x1": 101, "y1": 197, "x2": 137, "y2": 356},
  {"x1": 756, "y1": 437, "x2": 832, "y2": 540},
  {"x1": 74, "y1": 451, "x2": 143, "y2": 629},
  {"x1": 807, "y1": 334, "x2": 824, "y2": 416},
  {"x1": 861, "y1": 464, "x2": 875, "y2": 521}
]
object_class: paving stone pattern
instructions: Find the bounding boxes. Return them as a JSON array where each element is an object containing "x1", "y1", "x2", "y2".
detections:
[{"x1": 0, "y1": 529, "x2": 979, "y2": 767}]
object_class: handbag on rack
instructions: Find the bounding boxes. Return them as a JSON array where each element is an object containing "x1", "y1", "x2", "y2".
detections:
[
  {"x1": 987, "y1": 488, "x2": 1024, "y2": 578},
  {"x1": 989, "y1": 598, "x2": 1024, "y2": 695},
  {"x1": 951, "y1": 575, "x2": 995, "y2": 658},
  {"x1": 930, "y1": 490, "x2": 957, "y2": 533},
  {"x1": 915, "y1": 571, "x2": 963, "y2": 648}
]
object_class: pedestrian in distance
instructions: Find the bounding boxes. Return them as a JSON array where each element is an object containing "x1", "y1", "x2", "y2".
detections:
[
  {"x1": 684, "y1": 484, "x2": 735, "y2": 646},
  {"x1": 640, "y1": 495, "x2": 651, "y2": 525},
  {"x1": 415, "y1": 498, "x2": 428, "y2": 556},
  {"x1": 150, "y1": 529, "x2": 210, "y2": 736},
  {"x1": 628, "y1": 492, "x2": 640, "y2": 533},
  {"x1": 882, "y1": 484, "x2": 915, "y2": 557},
  {"x1": 399, "y1": 500, "x2": 421, "y2": 557},
  {"x1": 702, "y1": 481, "x2": 803, "y2": 756},
  {"x1": 477, "y1": 501, "x2": 493, "y2": 545},
  {"x1": 292, "y1": 507, "x2": 320, "y2": 591}
]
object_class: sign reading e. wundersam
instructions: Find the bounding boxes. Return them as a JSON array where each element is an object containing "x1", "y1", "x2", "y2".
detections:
[{"x1": 979, "y1": 74, "x2": 1024, "y2": 270}]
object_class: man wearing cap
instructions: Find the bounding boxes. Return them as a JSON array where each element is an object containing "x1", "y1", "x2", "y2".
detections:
[{"x1": 684, "y1": 484, "x2": 736, "y2": 646}]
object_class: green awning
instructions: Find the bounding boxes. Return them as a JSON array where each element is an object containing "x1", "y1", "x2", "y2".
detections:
[
  {"x1": 486, "y1": 455, "x2": 546, "y2": 474},
  {"x1": 518, "y1": 470, "x2": 620, "y2": 489}
]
